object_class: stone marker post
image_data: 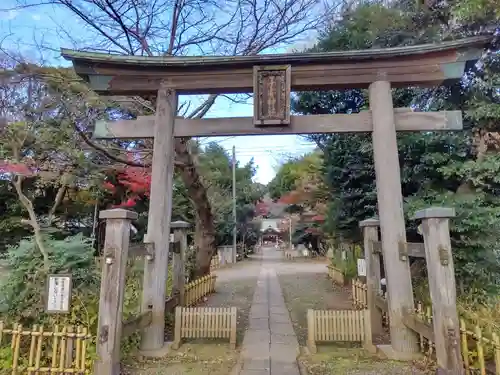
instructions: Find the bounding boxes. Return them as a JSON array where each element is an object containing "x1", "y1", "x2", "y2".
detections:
[
  {"x1": 414, "y1": 207, "x2": 464, "y2": 375},
  {"x1": 360, "y1": 218, "x2": 383, "y2": 335},
  {"x1": 95, "y1": 208, "x2": 137, "y2": 375},
  {"x1": 171, "y1": 221, "x2": 190, "y2": 306}
]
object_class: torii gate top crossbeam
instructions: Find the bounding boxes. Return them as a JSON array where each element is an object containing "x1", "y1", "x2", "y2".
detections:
[{"x1": 61, "y1": 36, "x2": 491, "y2": 95}]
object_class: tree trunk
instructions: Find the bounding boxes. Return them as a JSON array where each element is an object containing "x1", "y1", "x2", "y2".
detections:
[{"x1": 175, "y1": 138, "x2": 216, "y2": 277}]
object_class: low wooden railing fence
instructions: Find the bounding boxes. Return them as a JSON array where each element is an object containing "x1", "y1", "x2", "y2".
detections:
[
  {"x1": 283, "y1": 248, "x2": 299, "y2": 259},
  {"x1": 351, "y1": 279, "x2": 367, "y2": 309},
  {"x1": 184, "y1": 274, "x2": 217, "y2": 306},
  {"x1": 350, "y1": 279, "x2": 500, "y2": 374},
  {"x1": 172, "y1": 306, "x2": 237, "y2": 350},
  {"x1": 210, "y1": 256, "x2": 220, "y2": 271},
  {"x1": 327, "y1": 264, "x2": 346, "y2": 286},
  {"x1": 351, "y1": 279, "x2": 390, "y2": 327},
  {"x1": 404, "y1": 303, "x2": 500, "y2": 375},
  {"x1": 306, "y1": 309, "x2": 374, "y2": 354},
  {"x1": 122, "y1": 274, "x2": 217, "y2": 340},
  {"x1": 0, "y1": 323, "x2": 92, "y2": 374}
]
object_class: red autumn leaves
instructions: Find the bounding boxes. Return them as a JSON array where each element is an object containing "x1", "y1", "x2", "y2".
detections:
[
  {"x1": 0, "y1": 161, "x2": 36, "y2": 176},
  {"x1": 103, "y1": 164, "x2": 151, "y2": 208}
]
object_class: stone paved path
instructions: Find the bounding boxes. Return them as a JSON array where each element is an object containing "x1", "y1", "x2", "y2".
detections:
[{"x1": 239, "y1": 247, "x2": 300, "y2": 375}]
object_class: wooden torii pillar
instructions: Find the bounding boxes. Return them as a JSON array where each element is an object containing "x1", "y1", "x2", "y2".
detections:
[
  {"x1": 369, "y1": 80, "x2": 419, "y2": 357},
  {"x1": 140, "y1": 86, "x2": 178, "y2": 351}
]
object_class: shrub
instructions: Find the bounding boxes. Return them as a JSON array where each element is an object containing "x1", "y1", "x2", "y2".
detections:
[
  {"x1": 0, "y1": 233, "x2": 99, "y2": 323},
  {"x1": 0, "y1": 234, "x2": 174, "y2": 369}
]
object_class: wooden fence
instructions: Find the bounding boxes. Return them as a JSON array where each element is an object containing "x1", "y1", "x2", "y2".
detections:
[
  {"x1": 327, "y1": 264, "x2": 346, "y2": 285},
  {"x1": 123, "y1": 274, "x2": 217, "y2": 339},
  {"x1": 351, "y1": 279, "x2": 390, "y2": 327},
  {"x1": 210, "y1": 256, "x2": 220, "y2": 271},
  {"x1": 351, "y1": 279, "x2": 367, "y2": 309},
  {"x1": 351, "y1": 279, "x2": 500, "y2": 374},
  {"x1": 408, "y1": 303, "x2": 500, "y2": 375},
  {"x1": 1, "y1": 274, "x2": 217, "y2": 374},
  {"x1": 283, "y1": 248, "x2": 298, "y2": 260},
  {"x1": 0, "y1": 323, "x2": 92, "y2": 374},
  {"x1": 306, "y1": 309, "x2": 373, "y2": 354},
  {"x1": 172, "y1": 307, "x2": 237, "y2": 350},
  {"x1": 184, "y1": 274, "x2": 217, "y2": 306}
]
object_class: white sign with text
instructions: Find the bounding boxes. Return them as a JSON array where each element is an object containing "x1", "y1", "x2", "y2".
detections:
[
  {"x1": 357, "y1": 258, "x2": 367, "y2": 277},
  {"x1": 46, "y1": 274, "x2": 72, "y2": 313}
]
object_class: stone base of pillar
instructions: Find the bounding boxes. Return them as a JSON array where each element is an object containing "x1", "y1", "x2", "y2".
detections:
[{"x1": 376, "y1": 344, "x2": 423, "y2": 361}]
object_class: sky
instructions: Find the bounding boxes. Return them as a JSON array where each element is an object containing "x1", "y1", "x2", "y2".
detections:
[{"x1": 0, "y1": 2, "x2": 317, "y2": 184}]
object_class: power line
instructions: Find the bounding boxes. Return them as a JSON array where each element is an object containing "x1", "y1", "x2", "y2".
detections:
[{"x1": 227, "y1": 143, "x2": 314, "y2": 149}]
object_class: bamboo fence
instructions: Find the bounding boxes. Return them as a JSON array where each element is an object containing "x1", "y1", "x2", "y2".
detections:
[
  {"x1": 1, "y1": 273, "x2": 217, "y2": 374},
  {"x1": 0, "y1": 322, "x2": 92, "y2": 374},
  {"x1": 349, "y1": 279, "x2": 500, "y2": 374},
  {"x1": 351, "y1": 279, "x2": 368, "y2": 309},
  {"x1": 210, "y1": 256, "x2": 220, "y2": 271},
  {"x1": 327, "y1": 264, "x2": 346, "y2": 285},
  {"x1": 184, "y1": 274, "x2": 217, "y2": 307}
]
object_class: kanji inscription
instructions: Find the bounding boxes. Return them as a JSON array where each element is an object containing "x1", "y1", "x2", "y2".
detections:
[
  {"x1": 46, "y1": 274, "x2": 72, "y2": 314},
  {"x1": 253, "y1": 65, "x2": 291, "y2": 126}
]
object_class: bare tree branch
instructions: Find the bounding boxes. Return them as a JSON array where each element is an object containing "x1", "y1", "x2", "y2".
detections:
[{"x1": 11, "y1": 0, "x2": 340, "y2": 274}]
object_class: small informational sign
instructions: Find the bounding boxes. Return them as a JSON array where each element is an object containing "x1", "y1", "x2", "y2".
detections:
[
  {"x1": 357, "y1": 258, "x2": 367, "y2": 277},
  {"x1": 170, "y1": 233, "x2": 175, "y2": 243},
  {"x1": 46, "y1": 274, "x2": 72, "y2": 314},
  {"x1": 341, "y1": 250, "x2": 347, "y2": 260}
]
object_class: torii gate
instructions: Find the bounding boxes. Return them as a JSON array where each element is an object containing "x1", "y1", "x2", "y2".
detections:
[{"x1": 62, "y1": 36, "x2": 490, "y2": 357}]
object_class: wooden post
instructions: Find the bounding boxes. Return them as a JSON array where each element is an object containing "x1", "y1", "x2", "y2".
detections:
[
  {"x1": 363, "y1": 309, "x2": 377, "y2": 353},
  {"x1": 307, "y1": 309, "x2": 317, "y2": 354},
  {"x1": 369, "y1": 80, "x2": 419, "y2": 356},
  {"x1": 140, "y1": 86, "x2": 178, "y2": 351},
  {"x1": 95, "y1": 208, "x2": 137, "y2": 375},
  {"x1": 171, "y1": 221, "x2": 190, "y2": 306},
  {"x1": 414, "y1": 207, "x2": 464, "y2": 374},
  {"x1": 360, "y1": 218, "x2": 383, "y2": 336}
]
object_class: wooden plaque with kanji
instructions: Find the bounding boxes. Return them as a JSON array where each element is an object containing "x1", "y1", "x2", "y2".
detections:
[{"x1": 253, "y1": 65, "x2": 291, "y2": 126}]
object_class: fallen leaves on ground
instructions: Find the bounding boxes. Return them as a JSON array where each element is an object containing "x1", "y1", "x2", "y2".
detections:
[
  {"x1": 123, "y1": 343, "x2": 239, "y2": 375},
  {"x1": 300, "y1": 347, "x2": 434, "y2": 375}
]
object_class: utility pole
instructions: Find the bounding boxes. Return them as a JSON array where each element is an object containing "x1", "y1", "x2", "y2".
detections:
[{"x1": 232, "y1": 145, "x2": 237, "y2": 262}]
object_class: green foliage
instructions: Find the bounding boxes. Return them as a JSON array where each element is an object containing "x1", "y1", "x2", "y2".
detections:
[
  {"x1": 0, "y1": 233, "x2": 98, "y2": 321},
  {"x1": 322, "y1": 133, "x2": 377, "y2": 242},
  {"x1": 452, "y1": 0, "x2": 500, "y2": 25},
  {"x1": 197, "y1": 142, "x2": 265, "y2": 247},
  {"x1": 0, "y1": 234, "x2": 167, "y2": 365},
  {"x1": 0, "y1": 180, "x2": 30, "y2": 252},
  {"x1": 268, "y1": 153, "x2": 323, "y2": 201},
  {"x1": 406, "y1": 192, "x2": 500, "y2": 298},
  {"x1": 331, "y1": 244, "x2": 362, "y2": 280},
  {"x1": 291, "y1": 0, "x2": 500, "y2": 298},
  {"x1": 316, "y1": 4, "x2": 418, "y2": 51}
]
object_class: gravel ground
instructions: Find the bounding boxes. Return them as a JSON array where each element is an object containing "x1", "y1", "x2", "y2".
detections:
[
  {"x1": 299, "y1": 347, "x2": 434, "y2": 375},
  {"x1": 200, "y1": 260, "x2": 260, "y2": 344},
  {"x1": 276, "y1": 262, "x2": 433, "y2": 375},
  {"x1": 124, "y1": 254, "x2": 433, "y2": 375},
  {"x1": 123, "y1": 258, "x2": 260, "y2": 375},
  {"x1": 123, "y1": 343, "x2": 240, "y2": 375},
  {"x1": 277, "y1": 270, "x2": 353, "y2": 346}
]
